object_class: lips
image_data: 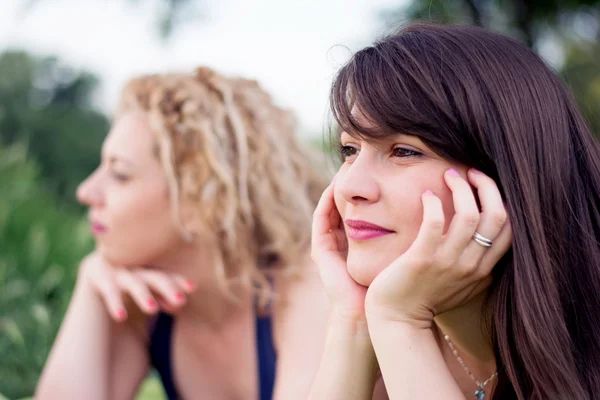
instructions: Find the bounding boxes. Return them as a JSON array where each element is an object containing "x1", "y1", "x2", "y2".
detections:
[
  {"x1": 91, "y1": 223, "x2": 106, "y2": 234},
  {"x1": 89, "y1": 215, "x2": 107, "y2": 235},
  {"x1": 345, "y1": 219, "x2": 395, "y2": 241}
]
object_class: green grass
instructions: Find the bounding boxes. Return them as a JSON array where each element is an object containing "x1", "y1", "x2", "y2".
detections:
[{"x1": 136, "y1": 375, "x2": 167, "y2": 400}]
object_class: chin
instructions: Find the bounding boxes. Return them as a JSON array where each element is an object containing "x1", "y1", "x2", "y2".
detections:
[
  {"x1": 96, "y1": 242, "x2": 155, "y2": 268},
  {"x1": 97, "y1": 245, "x2": 130, "y2": 267},
  {"x1": 346, "y1": 256, "x2": 382, "y2": 287}
]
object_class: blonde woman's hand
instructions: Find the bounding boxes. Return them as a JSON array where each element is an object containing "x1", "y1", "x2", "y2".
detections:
[
  {"x1": 365, "y1": 169, "x2": 512, "y2": 328},
  {"x1": 312, "y1": 177, "x2": 368, "y2": 322},
  {"x1": 78, "y1": 252, "x2": 197, "y2": 321}
]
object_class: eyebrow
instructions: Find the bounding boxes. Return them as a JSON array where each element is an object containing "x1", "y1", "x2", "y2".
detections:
[{"x1": 103, "y1": 153, "x2": 136, "y2": 168}]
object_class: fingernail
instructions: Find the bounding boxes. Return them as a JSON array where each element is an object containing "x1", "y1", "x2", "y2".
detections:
[
  {"x1": 175, "y1": 292, "x2": 186, "y2": 302},
  {"x1": 471, "y1": 168, "x2": 482, "y2": 174},
  {"x1": 447, "y1": 168, "x2": 460, "y2": 177},
  {"x1": 185, "y1": 280, "x2": 196, "y2": 290},
  {"x1": 147, "y1": 299, "x2": 157, "y2": 310},
  {"x1": 117, "y1": 309, "x2": 127, "y2": 321},
  {"x1": 423, "y1": 189, "x2": 433, "y2": 196}
]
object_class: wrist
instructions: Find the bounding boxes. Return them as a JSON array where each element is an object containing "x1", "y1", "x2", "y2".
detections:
[
  {"x1": 365, "y1": 307, "x2": 434, "y2": 331},
  {"x1": 324, "y1": 309, "x2": 378, "y2": 369},
  {"x1": 330, "y1": 307, "x2": 369, "y2": 328},
  {"x1": 366, "y1": 316, "x2": 437, "y2": 357},
  {"x1": 328, "y1": 309, "x2": 373, "y2": 342}
]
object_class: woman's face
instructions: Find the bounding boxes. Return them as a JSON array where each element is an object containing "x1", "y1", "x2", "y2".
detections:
[
  {"x1": 334, "y1": 130, "x2": 468, "y2": 286},
  {"x1": 77, "y1": 112, "x2": 183, "y2": 267}
]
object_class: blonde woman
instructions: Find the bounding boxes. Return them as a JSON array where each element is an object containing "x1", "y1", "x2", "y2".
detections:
[{"x1": 36, "y1": 67, "x2": 330, "y2": 400}]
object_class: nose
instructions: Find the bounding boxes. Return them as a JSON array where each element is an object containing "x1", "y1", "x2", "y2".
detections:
[
  {"x1": 76, "y1": 169, "x2": 105, "y2": 208},
  {"x1": 336, "y1": 152, "x2": 381, "y2": 205}
]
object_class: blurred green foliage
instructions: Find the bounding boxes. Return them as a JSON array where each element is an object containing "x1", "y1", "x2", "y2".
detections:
[
  {"x1": 0, "y1": 142, "x2": 93, "y2": 398},
  {"x1": 383, "y1": 0, "x2": 600, "y2": 45},
  {"x1": 381, "y1": 0, "x2": 600, "y2": 134},
  {"x1": 0, "y1": 50, "x2": 109, "y2": 207},
  {"x1": 0, "y1": 50, "x2": 166, "y2": 399}
]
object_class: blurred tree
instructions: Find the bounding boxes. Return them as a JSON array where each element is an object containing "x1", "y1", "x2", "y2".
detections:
[
  {"x1": 559, "y1": 37, "x2": 600, "y2": 133},
  {"x1": 0, "y1": 50, "x2": 109, "y2": 206},
  {"x1": 382, "y1": 0, "x2": 600, "y2": 47},
  {"x1": 381, "y1": 1, "x2": 600, "y2": 134}
]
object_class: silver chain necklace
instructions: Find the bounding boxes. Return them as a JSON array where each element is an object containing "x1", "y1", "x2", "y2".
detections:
[{"x1": 443, "y1": 334, "x2": 498, "y2": 400}]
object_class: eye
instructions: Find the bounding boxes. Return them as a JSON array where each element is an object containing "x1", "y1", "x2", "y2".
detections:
[
  {"x1": 110, "y1": 171, "x2": 130, "y2": 182},
  {"x1": 339, "y1": 145, "x2": 359, "y2": 162},
  {"x1": 392, "y1": 147, "x2": 422, "y2": 158}
]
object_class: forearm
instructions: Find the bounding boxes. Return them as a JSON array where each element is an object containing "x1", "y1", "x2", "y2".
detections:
[
  {"x1": 308, "y1": 313, "x2": 379, "y2": 400},
  {"x1": 36, "y1": 278, "x2": 112, "y2": 400},
  {"x1": 368, "y1": 318, "x2": 464, "y2": 400}
]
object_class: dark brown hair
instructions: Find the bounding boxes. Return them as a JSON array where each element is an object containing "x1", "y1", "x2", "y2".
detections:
[{"x1": 330, "y1": 23, "x2": 600, "y2": 399}]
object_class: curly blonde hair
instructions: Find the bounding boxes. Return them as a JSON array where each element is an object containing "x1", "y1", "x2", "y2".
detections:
[{"x1": 116, "y1": 67, "x2": 327, "y2": 308}]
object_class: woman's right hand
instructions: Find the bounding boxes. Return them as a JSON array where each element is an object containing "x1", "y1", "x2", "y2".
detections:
[
  {"x1": 311, "y1": 177, "x2": 367, "y2": 322},
  {"x1": 78, "y1": 252, "x2": 197, "y2": 322}
]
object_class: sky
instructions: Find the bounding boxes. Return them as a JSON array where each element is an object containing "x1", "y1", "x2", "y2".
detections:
[{"x1": 0, "y1": 0, "x2": 408, "y2": 136}]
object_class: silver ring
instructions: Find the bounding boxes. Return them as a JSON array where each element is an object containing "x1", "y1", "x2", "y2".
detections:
[{"x1": 473, "y1": 232, "x2": 493, "y2": 248}]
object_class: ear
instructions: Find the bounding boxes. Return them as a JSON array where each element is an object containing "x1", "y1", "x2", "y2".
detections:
[{"x1": 178, "y1": 201, "x2": 202, "y2": 241}]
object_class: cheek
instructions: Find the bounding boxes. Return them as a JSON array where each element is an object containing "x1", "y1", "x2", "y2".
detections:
[
  {"x1": 100, "y1": 184, "x2": 180, "y2": 265},
  {"x1": 385, "y1": 173, "x2": 453, "y2": 238},
  {"x1": 344, "y1": 168, "x2": 458, "y2": 286},
  {"x1": 397, "y1": 172, "x2": 457, "y2": 234},
  {"x1": 345, "y1": 189, "x2": 424, "y2": 286}
]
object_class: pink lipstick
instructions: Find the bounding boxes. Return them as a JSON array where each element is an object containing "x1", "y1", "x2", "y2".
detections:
[
  {"x1": 90, "y1": 221, "x2": 106, "y2": 235},
  {"x1": 345, "y1": 219, "x2": 395, "y2": 241}
]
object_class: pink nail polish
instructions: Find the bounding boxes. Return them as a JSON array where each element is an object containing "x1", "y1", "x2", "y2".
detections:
[
  {"x1": 175, "y1": 292, "x2": 185, "y2": 302},
  {"x1": 471, "y1": 168, "x2": 482, "y2": 174},
  {"x1": 423, "y1": 190, "x2": 433, "y2": 196},
  {"x1": 147, "y1": 299, "x2": 157, "y2": 310},
  {"x1": 185, "y1": 280, "x2": 196, "y2": 290},
  {"x1": 117, "y1": 309, "x2": 127, "y2": 320},
  {"x1": 448, "y1": 168, "x2": 460, "y2": 177}
]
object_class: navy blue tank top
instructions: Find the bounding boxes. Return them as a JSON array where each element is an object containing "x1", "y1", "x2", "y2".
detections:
[{"x1": 148, "y1": 312, "x2": 276, "y2": 400}]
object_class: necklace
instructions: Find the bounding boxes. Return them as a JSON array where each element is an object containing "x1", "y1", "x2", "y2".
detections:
[{"x1": 443, "y1": 334, "x2": 498, "y2": 400}]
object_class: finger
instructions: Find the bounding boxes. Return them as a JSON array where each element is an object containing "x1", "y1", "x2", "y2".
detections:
[
  {"x1": 330, "y1": 204, "x2": 342, "y2": 233},
  {"x1": 115, "y1": 271, "x2": 159, "y2": 314},
  {"x1": 172, "y1": 274, "x2": 197, "y2": 294},
  {"x1": 477, "y1": 218, "x2": 512, "y2": 277},
  {"x1": 441, "y1": 168, "x2": 480, "y2": 252},
  {"x1": 156, "y1": 296, "x2": 179, "y2": 314},
  {"x1": 312, "y1": 182, "x2": 336, "y2": 238},
  {"x1": 333, "y1": 228, "x2": 348, "y2": 256},
  {"x1": 312, "y1": 182, "x2": 342, "y2": 254},
  {"x1": 462, "y1": 169, "x2": 508, "y2": 260},
  {"x1": 405, "y1": 190, "x2": 445, "y2": 263},
  {"x1": 136, "y1": 270, "x2": 187, "y2": 307},
  {"x1": 95, "y1": 276, "x2": 128, "y2": 322}
]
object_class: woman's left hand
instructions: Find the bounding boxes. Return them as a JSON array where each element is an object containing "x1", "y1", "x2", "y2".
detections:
[{"x1": 365, "y1": 168, "x2": 512, "y2": 328}]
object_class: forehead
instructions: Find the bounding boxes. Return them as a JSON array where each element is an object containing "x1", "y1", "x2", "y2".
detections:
[{"x1": 103, "y1": 112, "x2": 155, "y2": 159}]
